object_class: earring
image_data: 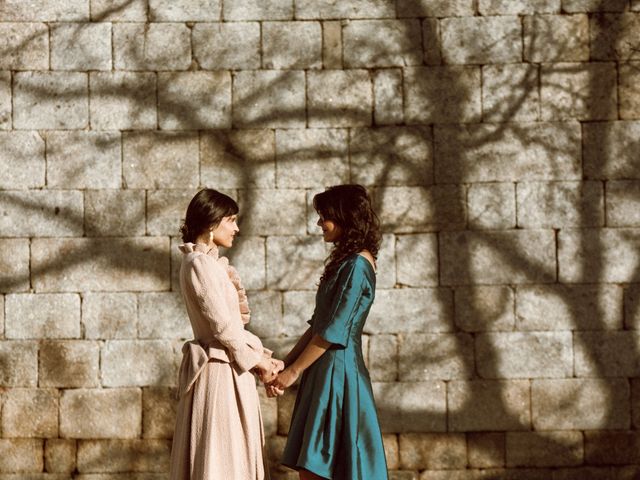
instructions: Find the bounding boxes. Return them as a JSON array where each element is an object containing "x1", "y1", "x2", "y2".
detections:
[{"x1": 209, "y1": 230, "x2": 214, "y2": 243}]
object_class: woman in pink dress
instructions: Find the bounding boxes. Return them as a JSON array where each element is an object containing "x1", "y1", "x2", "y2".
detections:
[{"x1": 170, "y1": 188, "x2": 283, "y2": 480}]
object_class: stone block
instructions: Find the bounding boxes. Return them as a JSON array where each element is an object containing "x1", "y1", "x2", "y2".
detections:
[
  {"x1": 102, "y1": 340, "x2": 176, "y2": 387},
  {"x1": 60, "y1": 388, "x2": 141, "y2": 438},
  {"x1": 0, "y1": 341, "x2": 38, "y2": 387},
  {"x1": 404, "y1": 67, "x2": 481, "y2": 124},
  {"x1": 223, "y1": 0, "x2": 292, "y2": 19},
  {"x1": 524, "y1": 14, "x2": 589, "y2": 62},
  {"x1": 372, "y1": 69, "x2": 403, "y2": 125},
  {"x1": 51, "y1": 22, "x2": 111, "y2": 70},
  {"x1": 343, "y1": 20, "x2": 422, "y2": 68},
  {"x1": 373, "y1": 382, "x2": 446, "y2": 432},
  {"x1": 399, "y1": 333, "x2": 474, "y2": 381},
  {"x1": 77, "y1": 439, "x2": 170, "y2": 472},
  {"x1": 448, "y1": 380, "x2": 531, "y2": 431},
  {"x1": 142, "y1": 387, "x2": 177, "y2": 439},
  {"x1": 14, "y1": 72, "x2": 88, "y2": 129},
  {"x1": 89, "y1": 72, "x2": 156, "y2": 130},
  {"x1": 1, "y1": 388, "x2": 58, "y2": 438},
  {"x1": 0, "y1": 131, "x2": 45, "y2": 189},
  {"x1": 540, "y1": 62, "x2": 617, "y2": 121},
  {"x1": 0, "y1": 239, "x2": 30, "y2": 293},
  {"x1": 482, "y1": 64, "x2": 540, "y2": 122},
  {"x1": 193, "y1": 22, "x2": 260, "y2": 70},
  {"x1": 31, "y1": 237, "x2": 170, "y2": 292},
  {"x1": 258, "y1": 387, "x2": 278, "y2": 437},
  {"x1": 275, "y1": 129, "x2": 349, "y2": 188},
  {"x1": 455, "y1": 286, "x2": 515, "y2": 332},
  {"x1": 620, "y1": 62, "x2": 640, "y2": 120},
  {"x1": 468, "y1": 432, "x2": 505, "y2": 468},
  {"x1": 434, "y1": 122, "x2": 581, "y2": 182},
  {"x1": 39, "y1": 340, "x2": 100, "y2": 387},
  {"x1": 113, "y1": 23, "x2": 190, "y2": 70},
  {"x1": 563, "y1": 0, "x2": 627, "y2": 11},
  {"x1": 263, "y1": 21, "x2": 322, "y2": 69},
  {"x1": 585, "y1": 431, "x2": 640, "y2": 465},
  {"x1": 244, "y1": 290, "x2": 283, "y2": 339},
  {"x1": 145, "y1": 189, "x2": 194, "y2": 237},
  {"x1": 201, "y1": 130, "x2": 275, "y2": 188},
  {"x1": 323, "y1": 21, "x2": 342, "y2": 69},
  {"x1": 506, "y1": 431, "x2": 583, "y2": 467},
  {"x1": 375, "y1": 185, "x2": 465, "y2": 232},
  {"x1": 399, "y1": 433, "x2": 467, "y2": 469},
  {"x1": 468, "y1": 183, "x2": 516, "y2": 229},
  {"x1": 138, "y1": 292, "x2": 190, "y2": 339},
  {"x1": 45, "y1": 439, "x2": 76, "y2": 474},
  {"x1": 282, "y1": 290, "x2": 316, "y2": 337},
  {"x1": 158, "y1": 72, "x2": 231, "y2": 130},
  {"x1": 224, "y1": 236, "x2": 267, "y2": 291},
  {"x1": 0, "y1": 71, "x2": 10, "y2": 129},
  {"x1": 441, "y1": 230, "x2": 556, "y2": 285},
  {"x1": 91, "y1": 0, "x2": 146, "y2": 20},
  {"x1": 367, "y1": 288, "x2": 454, "y2": 334},
  {"x1": 532, "y1": 378, "x2": 629, "y2": 429},
  {"x1": 308, "y1": 70, "x2": 372, "y2": 127},
  {"x1": 591, "y1": 14, "x2": 640, "y2": 61},
  {"x1": 277, "y1": 385, "x2": 298, "y2": 434},
  {"x1": 237, "y1": 190, "x2": 307, "y2": 236},
  {"x1": 574, "y1": 331, "x2": 640, "y2": 377},
  {"x1": 266, "y1": 236, "x2": 326, "y2": 290},
  {"x1": 0, "y1": 23, "x2": 48, "y2": 69},
  {"x1": 5, "y1": 293, "x2": 81, "y2": 339},
  {"x1": 421, "y1": 18, "x2": 441, "y2": 65},
  {"x1": 375, "y1": 233, "x2": 396, "y2": 289},
  {"x1": 369, "y1": 334, "x2": 398, "y2": 381},
  {"x1": 295, "y1": 0, "x2": 395, "y2": 19},
  {"x1": 233, "y1": 71, "x2": 305, "y2": 128},
  {"x1": 516, "y1": 284, "x2": 623, "y2": 330},
  {"x1": 583, "y1": 121, "x2": 640, "y2": 179},
  {"x1": 441, "y1": 17, "x2": 521, "y2": 64},
  {"x1": 123, "y1": 132, "x2": 199, "y2": 189},
  {"x1": 395, "y1": 234, "x2": 438, "y2": 287},
  {"x1": 558, "y1": 228, "x2": 640, "y2": 283},
  {"x1": 85, "y1": 190, "x2": 146, "y2": 237},
  {"x1": 607, "y1": 181, "x2": 640, "y2": 227},
  {"x1": 82, "y1": 293, "x2": 138, "y2": 339},
  {"x1": 0, "y1": 439, "x2": 43, "y2": 473},
  {"x1": 350, "y1": 127, "x2": 432, "y2": 186},
  {"x1": 397, "y1": 0, "x2": 475, "y2": 16},
  {"x1": 149, "y1": 0, "x2": 220, "y2": 20},
  {"x1": 479, "y1": 0, "x2": 560, "y2": 14},
  {"x1": 382, "y1": 434, "x2": 399, "y2": 470},
  {"x1": 626, "y1": 286, "x2": 640, "y2": 330},
  {"x1": 516, "y1": 181, "x2": 604, "y2": 228}
]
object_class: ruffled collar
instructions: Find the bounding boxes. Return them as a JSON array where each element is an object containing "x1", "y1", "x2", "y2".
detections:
[{"x1": 178, "y1": 242, "x2": 219, "y2": 259}]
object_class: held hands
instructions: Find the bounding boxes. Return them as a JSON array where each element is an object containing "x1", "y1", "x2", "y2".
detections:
[
  {"x1": 254, "y1": 357, "x2": 284, "y2": 384},
  {"x1": 265, "y1": 366, "x2": 301, "y2": 397}
]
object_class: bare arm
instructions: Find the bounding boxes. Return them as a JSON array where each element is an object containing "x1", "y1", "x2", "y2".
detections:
[
  {"x1": 272, "y1": 333, "x2": 332, "y2": 390},
  {"x1": 283, "y1": 327, "x2": 313, "y2": 367}
]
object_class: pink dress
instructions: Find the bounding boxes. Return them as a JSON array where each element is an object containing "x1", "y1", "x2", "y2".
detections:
[{"x1": 170, "y1": 242, "x2": 271, "y2": 480}]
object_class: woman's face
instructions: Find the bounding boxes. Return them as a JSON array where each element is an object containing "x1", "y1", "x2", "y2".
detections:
[
  {"x1": 317, "y1": 213, "x2": 342, "y2": 243},
  {"x1": 212, "y1": 215, "x2": 239, "y2": 248}
]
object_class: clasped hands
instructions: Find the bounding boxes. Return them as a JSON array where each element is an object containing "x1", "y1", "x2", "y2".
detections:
[{"x1": 253, "y1": 357, "x2": 300, "y2": 398}]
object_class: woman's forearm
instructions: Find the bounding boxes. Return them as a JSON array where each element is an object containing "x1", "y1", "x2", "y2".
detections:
[
  {"x1": 288, "y1": 334, "x2": 332, "y2": 375},
  {"x1": 283, "y1": 327, "x2": 313, "y2": 367}
]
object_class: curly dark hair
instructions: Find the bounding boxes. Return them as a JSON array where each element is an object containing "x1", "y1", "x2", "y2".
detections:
[
  {"x1": 180, "y1": 188, "x2": 239, "y2": 243},
  {"x1": 313, "y1": 184, "x2": 382, "y2": 282}
]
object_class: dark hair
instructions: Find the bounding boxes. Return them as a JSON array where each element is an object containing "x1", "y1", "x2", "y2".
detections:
[
  {"x1": 180, "y1": 188, "x2": 239, "y2": 243},
  {"x1": 313, "y1": 184, "x2": 381, "y2": 282}
]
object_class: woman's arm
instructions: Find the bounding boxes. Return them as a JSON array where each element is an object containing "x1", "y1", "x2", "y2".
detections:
[
  {"x1": 283, "y1": 326, "x2": 313, "y2": 367},
  {"x1": 272, "y1": 334, "x2": 332, "y2": 389}
]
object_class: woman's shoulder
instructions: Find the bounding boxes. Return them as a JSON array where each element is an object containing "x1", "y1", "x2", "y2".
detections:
[{"x1": 338, "y1": 252, "x2": 376, "y2": 275}]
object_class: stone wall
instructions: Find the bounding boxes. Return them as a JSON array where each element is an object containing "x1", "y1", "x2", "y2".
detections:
[{"x1": 0, "y1": 0, "x2": 639, "y2": 478}]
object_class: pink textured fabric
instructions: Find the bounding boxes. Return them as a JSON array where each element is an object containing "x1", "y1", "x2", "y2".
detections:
[{"x1": 170, "y1": 242, "x2": 271, "y2": 480}]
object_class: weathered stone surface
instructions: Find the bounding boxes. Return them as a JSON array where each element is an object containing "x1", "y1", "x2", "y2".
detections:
[
  {"x1": 295, "y1": 0, "x2": 395, "y2": 19},
  {"x1": 607, "y1": 181, "x2": 640, "y2": 227},
  {"x1": 350, "y1": 127, "x2": 432, "y2": 186},
  {"x1": 441, "y1": 17, "x2": 521, "y2": 64},
  {"x1": 113, "y1": 23, "x2": 191, "y2": 70},
  {"x1": 397, "y1": 0, "x2": 474, "y2": 16},
  {"x1": 382, "y1": 434, "x2": 399, "y2": 470},
  {"x1": 421, "y1": 18, "x2": 441, "y2": 65},
  {"x1": 373, "y1": 382, "x2": 446, "y2": 432},
  {"x1": 455, "y1": 286, "x2": 515, "y2": 332},
  {"x1": 5, "y1": 293, "x2": 81, "y2": 339},
  {"x1": 146, "y1": 189, "x2": 196, "y2": 237},
  {"x1": 585, "y1": 431, "x2": 640, "y2": 465},
  {"x1": 590, "y1": 14, "x2": 640, "y2": 61},
  {"x1": 275, "y1": 129, "x2": 348, "y2": 188},
  {"x1": 574, "y1": 331, "x2": 640, "y2": 377},
  {"x1": 223, "y1": 0, "x2": 292, "y2": 19},
  {"x1": 193, "y1": 23, "x2": 260, "y2": 70},
  {"x1": 91, "y1": 0, "x2": 146, "y2": 20},
  {"x1": 0, "y1": 341, "x2": 38, "y2": 387},
  {"x1": 395, "y1": 233, "x2": 438, "y2": 287},
  {"x1": 45, "y1": 439, "x2": 76, "y2": 474},
  {"x1": 375, "y1": 233, "x2": 396, "y2": 289},
  {"x1": 0, "y1": 239, "x2": 30, "y2": 293},
  {"x1": 31, "y1": 237, "x2": 170, "y2": 292},
  {"x1": 138, "y1": 293, "x2": 190, "y2": 339},
  {"x1": 506, "y1": 431, "x2": 583, "y2": 467},
  {"x1": 14, "y1": 72, "x2": 88, "y2": 129},
  {"x1": 441, "y1": 230, "x2": 556, "y2": 285},
  {"x1": 60, "y1": 388, "x2": 141, "y2": 439},
  {"x1": 449, "y1": 380, "x2": 531, "y2": 431},
  {"x1": 225, "y1": 236, "x2": 267, "y2": 291},
  {"x1": 467, "y1": 183, "x2": 516, "y2": 229},
  {"x1": 626, "y1": 286, "x2": 640, "y2": 330},
  {"x1": 0, "y1": 71, "x2": 10, "y2": 129},
  {"x1": 399, "y1": 333, "x2": 474, "y2": 380},
  {"x1": 404, "y1": 67, "x2": 481, "y2": 124},
  {"x1": 619, "y1": 62, "x2": 640, "y2": 119},
  {"x1": 39, "y1": 340, "x2": 100, "y2": 387},
  {"x1": 583, "y1": 121, "x2": 640, "y2": 179},
  {"x1": 282, "y1": 290, "x2": 316, "y2": 337},
  {"x1": 158, "y1": 72, "x2": 231, "y2": 129},
  {"x1": 482, "y1": 65, "x2": 540, "y2": 122},
  {"x1": 524, "y1": 14, "x2": 589, "y2": 62},
  {"x1": 372, "y1": 70, "x2": 403, "y2": 125},
  {"x1": 0, "y1": 131, "x2": 45, "y2": 189},
  {"x1": 85, "y1": 190, "x2": 146, "y2": 237},
  {"x1": 263, "y1": 21, "x2": 322, "y2": 69},
  {"x1": 102, "y1": 340, "x2": 176, "y2": 387},
  {"x1": 0, "y1": 439, "x2": 43, "y2": 473},
  {"x1": 89, "y1": 72, "x2": 156, "y2": 130},
  {"x1": 266, "y1": 236, "x2": 325, "y2": 290},
  {"x1": 244, "y1": 290, "x2": 282, "y2": 338},
  {"x1": 399, "y1": 433, "x2": 467, "y2": 469},
  {"x1": 257, "y1": 386, "x2": 278, "y2": 437},
  {"x1": 1, "y1": 388, "x2": 58, "y2": 437},
  {"x1": 51, "y1": 22, "x2": 111, "y2": 70},
  {"x1": 149, "y1": 0, "x2": 220, "y2": 21},
  {"x1": 468, "y1": 432, "x2": 505, "y2": 468},
  {"x1": 532, "y1": 378, "x2": 629, "y2": 429},
  {"x1": 480, "y1": 0, "x2": 560, "y2": 13},
  {"x1": 142, "y1": 387, "x2": 176, "y2": 439},
  {"x1": 123, "y1": 132, "x2": 199, "y2": 189},
  {"x1": 233, "y1": 71, "x2": 305, "y2": 128},
  {"x1": 558, "y1": 228, "x2": 640, "y2": 283},
  {"x1": 367, "y1": 288, "x2": 454, "y2": 333},
  {"x1": 237, "y1": 190, "x2": 307, "y2": 236},
  {"x1": 77, "y1": 439, "x2": 171, "y2": 472},
  {"x1": 322, "y1": 20, "x2": 342, "y2": 68},
  {"x1": 276, "y1": 385, "x2": 298, "y2": 434},
  {"x1": 0, "y1": 23, "x2": 48, "y2": 69},
  {"x1": 434, "y1": 122, "x2": 581, "y2": 182},
  {"x1": 308, "y1": 70, "x2": 372, "y2": 127},
  {"x1": 540, "y1": 63, "x2": 617, "y2": 121},
  {"x1": 516, "y1": 284, "x2": 623, "y2": 330},
  {"x1": 82, "y1": 293, "x2": 138, "y2": 339},
  {"x1": 369, "y1": 334, "x2": 398, "y2": 381},
  {"x1": 563, "y1": 0, "x2": 627, "y2": 11}
]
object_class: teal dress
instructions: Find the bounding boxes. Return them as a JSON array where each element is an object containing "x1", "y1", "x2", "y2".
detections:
[{"x1": 281, "y1": 254, "x2": 388, "y2": 479}]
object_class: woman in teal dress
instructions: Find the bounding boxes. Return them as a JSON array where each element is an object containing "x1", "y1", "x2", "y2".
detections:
[{"x1": 269, "y1": 184, "x2": 388, "y2": 480}]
